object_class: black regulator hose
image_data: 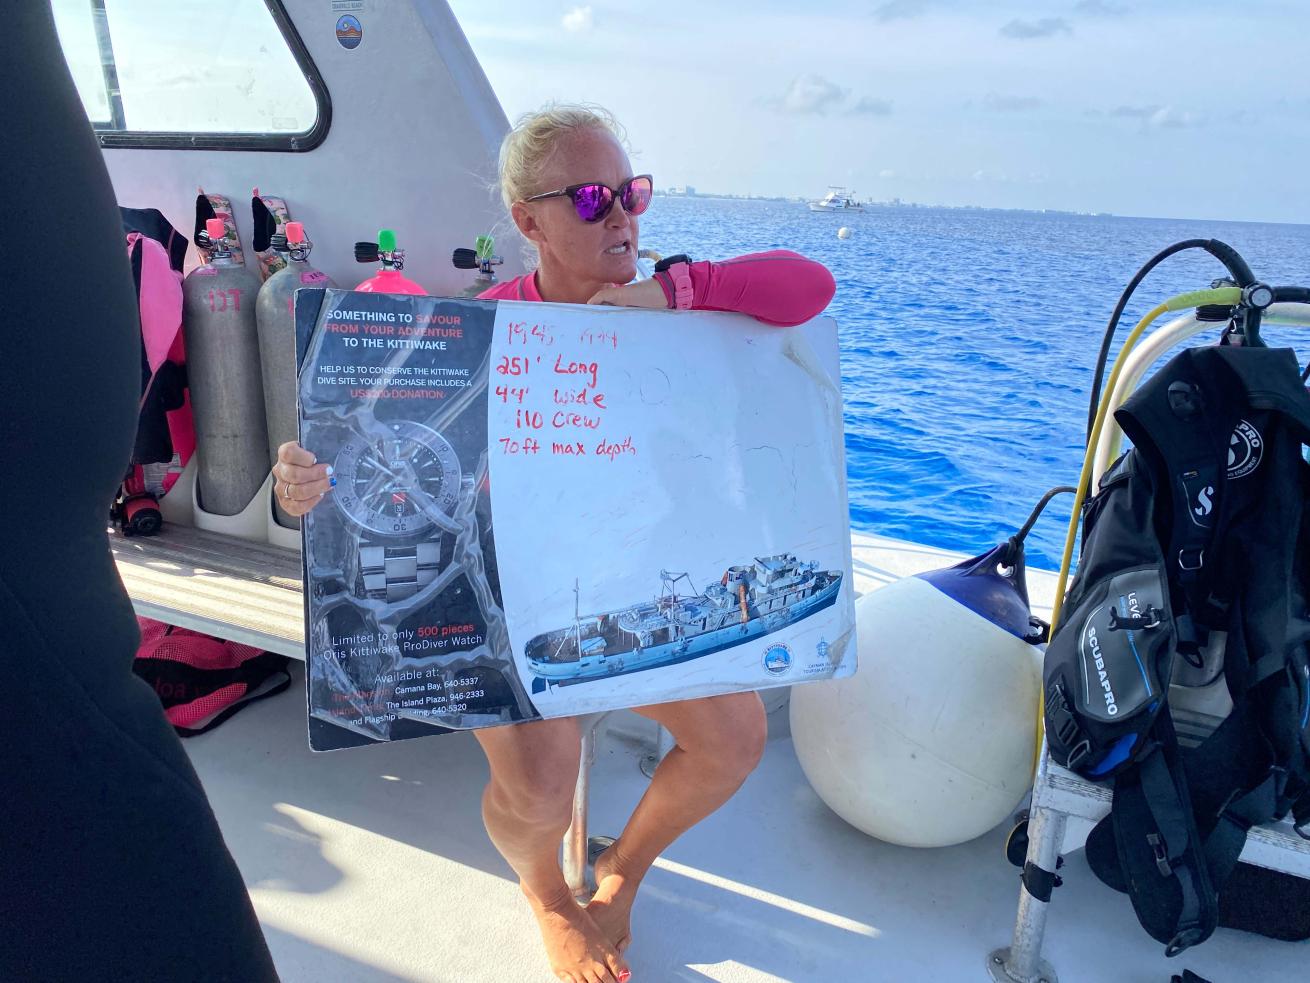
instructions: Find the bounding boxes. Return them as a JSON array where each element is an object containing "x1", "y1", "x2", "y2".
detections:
[
  {"x1": 1272, "y1": 285, "x2": 1310, "y2": 305},
  {"x1": 998, "y1": 485, "x2": 1078, "y2": 643},
  {"x1": 1015, "y1": 485, "x2": 1078, "y2": 544},
  {"x1": 1001, "y1": 485, "x2": 1078, "y2": 568},
  {"x1": 1086, "y1": 239, "x2": 1256, "y2": 440}
]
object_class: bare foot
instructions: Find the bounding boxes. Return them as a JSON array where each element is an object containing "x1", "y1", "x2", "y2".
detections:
[
  {"x1": 586, "y1": 841, "x2": 641, "y2": 954},
  {"x1": 524, "y1": 883, "x2": 630, "y2": 983}
]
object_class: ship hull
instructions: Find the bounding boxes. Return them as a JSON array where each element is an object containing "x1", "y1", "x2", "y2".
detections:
[{"x1": 526, "y1": 573, "x2": 843, "y2": 688}]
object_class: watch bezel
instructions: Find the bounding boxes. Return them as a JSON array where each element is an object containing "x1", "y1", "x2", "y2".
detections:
[
  {"x1": 654, "y1": 252, "x2": 692, "y2": 273},
  {"x1": 332, "y1": 419, "x2": 462, "y2": 537}
]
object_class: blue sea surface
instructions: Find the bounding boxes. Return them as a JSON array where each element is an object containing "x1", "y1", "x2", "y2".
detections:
[{"x1": 640, "y1": 197, "x2": 1310, "y2": 570}]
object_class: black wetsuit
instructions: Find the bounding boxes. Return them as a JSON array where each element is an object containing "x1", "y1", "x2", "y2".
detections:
[{"x1": 0, "y1": 7, "x2": 278, "y2": 980}]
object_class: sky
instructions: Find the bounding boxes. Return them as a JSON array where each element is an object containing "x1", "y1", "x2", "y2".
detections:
[{"x1": 446, "y1": 0, "x2": 1310, "y2": 224}]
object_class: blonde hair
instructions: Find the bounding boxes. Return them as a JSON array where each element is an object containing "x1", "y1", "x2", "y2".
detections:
[{"x1": 497, "y1": 103, "x2": 628, "y2": 210}]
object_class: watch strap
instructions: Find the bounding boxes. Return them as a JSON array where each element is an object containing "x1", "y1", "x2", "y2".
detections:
[
  {"x1": 654, "y1": 255, "x2": 693, "y2": 310},
  {"x1": 668, "y1": 262, "x2": 693, "y2": 309},
  {"x1": 360, "y1": 542, "x2": 442, "y2": 601}
]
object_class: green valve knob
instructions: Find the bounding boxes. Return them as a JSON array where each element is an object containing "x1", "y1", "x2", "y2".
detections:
[
  {"x1": 378, "y1": 229, "x2": 397, "y2": 252},
  {"x1": 475, "y1": 234, "x2": 495, "y2": 260}
]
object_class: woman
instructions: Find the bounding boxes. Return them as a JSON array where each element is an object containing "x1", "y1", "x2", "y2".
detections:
[{"x1": 276, "y1": 105, "x2": 835, "y2": 983}]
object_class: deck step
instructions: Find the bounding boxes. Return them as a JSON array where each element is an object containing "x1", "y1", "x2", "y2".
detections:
[{"x1": 110, "y1": 526, "x2": 306, "y2": 659}]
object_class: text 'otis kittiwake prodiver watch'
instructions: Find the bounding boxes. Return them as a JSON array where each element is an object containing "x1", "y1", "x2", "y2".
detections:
[{"x1": 332, "y1": 419, "x2": 469, "y2": 602}]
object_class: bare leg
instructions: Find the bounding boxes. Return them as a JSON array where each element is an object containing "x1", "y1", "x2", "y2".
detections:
[
  {"x1": 587, "y1": 692, "x2": 767, "y2": 951},
  {"x1": 475, "y1": 717, "x2": 629, "y2": 983}
]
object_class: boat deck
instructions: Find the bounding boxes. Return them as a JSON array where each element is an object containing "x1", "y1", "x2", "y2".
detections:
[
  {"x1": 119, "y1": 529, "x2": 1309, "y2": 981},
  {"x1": 188, "y1": 663, "x2": 1306, "y2": 983}
]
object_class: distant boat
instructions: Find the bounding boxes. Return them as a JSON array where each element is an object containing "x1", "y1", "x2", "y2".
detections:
[{"x1": 807, "y1": 188, "x2": 864, "y2": 212}]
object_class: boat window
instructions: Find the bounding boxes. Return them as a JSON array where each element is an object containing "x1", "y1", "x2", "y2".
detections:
[{"x1": 51, "y1": 0, "x2": 329, "y2": 151}]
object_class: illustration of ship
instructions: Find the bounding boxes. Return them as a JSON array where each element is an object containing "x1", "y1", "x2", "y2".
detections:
[{"x1": 525, "y1": 554, "x2": 843, "y2": 692}]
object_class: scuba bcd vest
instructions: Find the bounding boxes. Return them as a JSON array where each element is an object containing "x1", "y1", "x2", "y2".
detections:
[{"x1": 1043, "y1": 344, "x2": 1310, "y2": 955}]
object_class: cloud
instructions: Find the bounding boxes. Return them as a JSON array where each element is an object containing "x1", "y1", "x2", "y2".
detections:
[
  {"x1": 878, "y1": 169, "x2": 897, "y2": 179},
  {"x1": 1000, "y1": 18, "x2": 1072, "y2": 39},
  {"x1": 1273, "y1": 97, "x2": 1310, "y2": 116},
  {"x1": 1074, "y1": 0, "x2": 1129, "y2": 16},
  {"x1": 1110, "y1": 104, "x2": 1204, "y2": 128},
  {"x1": 561, "y1": 6, "x2": 593, "y2": 32},
  {"x1": 849, "y1": 96, "x2": 894, "y2": 116},
  {"x1": 969, "y1": 169, "x2": 1048, "y2": 185},
  {"x1": 874, "y1": 0, "x2": 931, "y2": 22},
  {"x1": 1148, "y1": 107, "x2": 1203, "y2": 128},
  {"x1": 983, "y1": 93, "x2": 1043, "y2": 112},
  {"x1": 777, "y1": 74, "x2": 849, "y2": 115}
]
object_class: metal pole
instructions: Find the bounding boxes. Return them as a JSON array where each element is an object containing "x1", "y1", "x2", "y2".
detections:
[
  {"x1": 988, "y1": 803, "x2": 1066, "y2": 983},
  {"x1": 639, "y1": 723, "x2": 676, "y2": 779},
  {"x1": 562, "y1": 714, "x2": 606, "y2": 900},
  {"x1": 90, "y1": 0, "x2": 126, "y2": 131}
]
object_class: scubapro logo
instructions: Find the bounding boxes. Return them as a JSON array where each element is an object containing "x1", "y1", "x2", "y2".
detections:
[
  {"x1": 1192, "y1": 485, "x2": 1214, "y2": 518},
  {"x1": 1085, "y1": 624, "x2": 1118, "y2": 716},
  {"x1": 1228, "y1": 420, "x2": 1263, "y2": 479},
  {"x1": 763, "y1": 643, "x2": 793, "y2": 675}
]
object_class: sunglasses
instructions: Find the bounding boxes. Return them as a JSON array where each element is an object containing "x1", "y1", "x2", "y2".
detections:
[{"x1": 523, "y1": 174, "x2": 653, "y2": 223}]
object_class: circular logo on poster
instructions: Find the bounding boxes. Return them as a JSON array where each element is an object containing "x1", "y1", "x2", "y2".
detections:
[
  {"x1": 763, "y1": 643, "x2": 793, "y2": 676},
  {"x1": 1227, "y1": 420, "x2": 1263, "y2": 479},
  {"x1": 336, "y1": 15, "x2": 363, "y2": 50}
]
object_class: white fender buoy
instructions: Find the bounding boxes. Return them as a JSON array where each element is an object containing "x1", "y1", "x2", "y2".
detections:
[
  {"x1": 791, "y1": 543, "x2": 1042, "y2": 848},
  {"x1": 837, "y1": 226, "x2": 853, "y2": 239}
]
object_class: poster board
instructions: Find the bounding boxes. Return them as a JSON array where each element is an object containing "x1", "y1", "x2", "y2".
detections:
[{"x1": 296, "y1": 289, "x2": 855, "y2": 750}]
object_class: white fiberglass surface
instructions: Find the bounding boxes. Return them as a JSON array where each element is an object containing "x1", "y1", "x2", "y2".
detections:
[{"x1": 187, "y1": 659, "x2": 1305, "y2": 983}]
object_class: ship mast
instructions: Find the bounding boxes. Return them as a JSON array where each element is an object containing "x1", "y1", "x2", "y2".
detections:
[{"x1": 573, "y1": 578, "x2": 581, "y2": 658}]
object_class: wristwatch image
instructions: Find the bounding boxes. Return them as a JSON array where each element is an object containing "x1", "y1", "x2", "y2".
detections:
[{"x1": 332, "y1": 419, "x2": 468, "y2": 602}]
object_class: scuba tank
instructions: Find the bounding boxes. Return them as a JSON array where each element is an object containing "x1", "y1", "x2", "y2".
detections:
[
  {"x1": 452, "y1": 233, "x2": 502, "y2": 297},
  {"x1": 181, "y1": 217, "x2": 270, "y2": 516},
  {"x1": 355, "y1": 229, "x2": 425, "y2": 294},
  {"x1": 255, "y1": 221, "x2": 336, "y2": 529}
]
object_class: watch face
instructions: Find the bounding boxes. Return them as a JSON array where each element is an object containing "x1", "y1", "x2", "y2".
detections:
[{"x1": 332, "y1": 421, "x2": 462, "y2": 536}]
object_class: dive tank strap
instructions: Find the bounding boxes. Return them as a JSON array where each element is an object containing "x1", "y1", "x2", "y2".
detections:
[{"x1": 1116, "y1": 350, "x2": 1244, "y2": 632}]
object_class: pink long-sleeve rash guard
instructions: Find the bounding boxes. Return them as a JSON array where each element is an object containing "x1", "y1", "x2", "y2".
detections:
[{"x1": 477, "y1": 250, "x2": 835, "y2": 328}]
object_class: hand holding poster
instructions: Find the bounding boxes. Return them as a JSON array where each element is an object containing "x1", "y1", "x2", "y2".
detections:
[{"x1": 296, "y1": 288, "x2": 854, "y2": 750}]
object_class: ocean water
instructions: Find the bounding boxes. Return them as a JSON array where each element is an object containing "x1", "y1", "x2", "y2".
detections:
[{"x1": 640, "y1": 197, "x2": 1310, "y2": 570}]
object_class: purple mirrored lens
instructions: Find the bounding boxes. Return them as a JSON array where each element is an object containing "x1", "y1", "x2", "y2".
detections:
[
  {"x1": 572, "y1": 184, "x2": 613, "y2": 222},
  {"x1": 621, "y1": 177, "x2": 652, "y2": 216}
]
